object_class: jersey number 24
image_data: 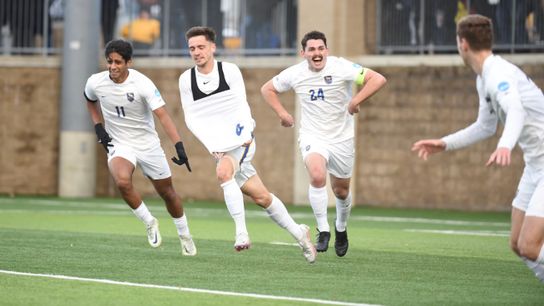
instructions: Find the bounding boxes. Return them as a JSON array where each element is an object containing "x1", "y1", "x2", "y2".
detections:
[{"x1": 309, "y1": 88, "x2": 325, "y2": 101}]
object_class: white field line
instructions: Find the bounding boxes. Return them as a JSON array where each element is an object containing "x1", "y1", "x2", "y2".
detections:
[
  {"x1": 0, "y1": 198, "x2": 509, "y2": 227},
  {"x1": 0, "y1": 269, "x2": 378, "y2": 306},
  {"x1": 404, "y1": 229, "x2": 510, "y2": 237}
]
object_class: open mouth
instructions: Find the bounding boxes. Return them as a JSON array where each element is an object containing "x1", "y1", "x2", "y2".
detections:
[{"x1": 312, "y1": 56, "x2": 323, "y2": 64}]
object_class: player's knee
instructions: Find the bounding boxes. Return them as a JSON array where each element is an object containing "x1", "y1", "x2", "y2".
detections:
[
  {"x1": 332, "y1": 187, "x2": 349, "y2": 200},
  {"x1": 252, "y1": 192, "x2": 272, "y2": 208},
  {"x1": 309, "y1": 175, "x2": 326, "y2": 188},
  {"x1": 115, "y1": 177, "x2": 132, "y2": 193},
  {"x1": 518, "y1": 240, "x2": 540, "y2": 261},
  {"x1": 157, "y1": 187, "x2": 177, "y2": 202},
  {"x1": 216, "y1": 169, "x2": 233, "y2": 184},
  {"x1": 510, "y1": 238, "x2": 521, "y2": 256}
]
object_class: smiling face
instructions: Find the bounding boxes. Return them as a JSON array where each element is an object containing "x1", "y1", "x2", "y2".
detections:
[
  {"x1": 301, "y1": 39, "x2": 328, "y2": 72},
  {"x1": 106, "y1": 52, "x2": 131, "y2": 83},
  {"x1": 188, "y1": 35, "x2": 216, "y2": 72}
]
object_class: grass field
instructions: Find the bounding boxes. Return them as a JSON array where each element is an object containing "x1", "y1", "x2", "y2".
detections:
[{"x1": 0, "y1": 196, "x2": 543, "y2": 305}]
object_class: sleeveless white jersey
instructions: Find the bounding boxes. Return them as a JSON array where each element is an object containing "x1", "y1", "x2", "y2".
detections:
[
  {"x1": 443, "y1": 55, "x2": 544, "y2": 168},
  {"x1": 272, "y1": 56, "x2": 365, "y2": 143},
  {"x1": 84, "y1": 69, "x2": 165, "y2": 150},
  {"x1": 179, "y1": 60, "x2": 254, "y2": 153}
]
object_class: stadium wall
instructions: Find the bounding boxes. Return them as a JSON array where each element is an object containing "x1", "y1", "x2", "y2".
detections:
[{"x1": 2, "y1": 55, "x2": 544, "y2": 211}]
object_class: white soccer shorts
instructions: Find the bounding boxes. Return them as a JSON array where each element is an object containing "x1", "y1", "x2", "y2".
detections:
[
  {"x1": 512, "y1": 165, "x2": 544, "y2": 217},
  {"x1": 107, "y1": 143, "x2": 172, "y2": 180},
  {"x1": 217, "y1": 139, "x2": 257, "y2": 187},
  {"x1": 298, "y1": 135, "x2": 354, "y2": 179}
]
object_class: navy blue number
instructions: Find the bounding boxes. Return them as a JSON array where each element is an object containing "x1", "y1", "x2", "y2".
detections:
[
  {"x1": 115, "y1": 106, "x2": 126, "y2": 117},
  {"x1": 309, "y1": 88, "x2": 325, "y2": 101}
]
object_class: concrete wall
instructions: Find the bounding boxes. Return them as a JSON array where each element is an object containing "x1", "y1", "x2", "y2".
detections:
[{"x1": 0, "y1": 62, "x2": 61, "y2": 195}]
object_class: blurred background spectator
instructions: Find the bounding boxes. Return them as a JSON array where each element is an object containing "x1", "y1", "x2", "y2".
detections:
[{"x1": 120, "y1": 6, "x2": 160, "y2": 51}]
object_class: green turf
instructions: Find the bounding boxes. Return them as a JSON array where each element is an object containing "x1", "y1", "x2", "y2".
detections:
[{"x1": 0, "y1": 196, "x2": 543, "y2": 305}]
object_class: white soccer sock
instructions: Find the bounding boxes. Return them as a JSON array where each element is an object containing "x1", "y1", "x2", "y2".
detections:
[
  {"x1": 132, "y1": 202, "x2": 154, "y2": 225},
  {"x1": 537, "y1": 244, "x2": 544, "y2": 265},
  {"x1": 335, "y1": 193, "x2": 352, "y2": 232},
  {"x1": 221, "y1": 179, "x2": 247, "y2": 235},
  {"x1": 309, "y1": 185, "x2": 329, "y2": 232},
  {"x1": 173, "y1": 214, "x2": 191, "y2": 237},
  {"x1": 265, "y1": 194, "x2": 303, "y2": 241},
  {"x1": 534, "y1": 245, "x2": 544, "y2": 281},
  {"x1": 523, "y1": 257, "x2": 544, "y2": 282}
]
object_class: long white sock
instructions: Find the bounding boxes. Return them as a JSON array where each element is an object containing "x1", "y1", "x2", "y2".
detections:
[
  {"x1": 335, "y1": 193, "x2": 352, "y2": 232},
  {"x1": 522, "y1": 256, "x2": 544, "y2": 282},
  {"x1": 309, "y1": 185, "x2": 329, "y2": 232},
  {"x1": 132, "y1": 202, "x2": 154, "y2": 225},
  {"x1": 535, "y1": 245, "x2": 544, "y2": 281},
  {"x1": 537, "y1": 244, "x2": 544, "y2": 265},
  {"x1": 173, "y1": 214, "x2": 191, "y2": 237},
  {"x1": 221, "y1": 179, "x2": 247, "y2": 235},
  {"x1": 265, "y1": 194, "x2": 303, "y2": 241}
]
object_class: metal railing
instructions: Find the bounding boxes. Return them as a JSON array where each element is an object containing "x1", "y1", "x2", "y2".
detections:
[
  {"x1": 377, "y1": 0, "x2": 544, "y2": 54},
  {"x1": 0, "y1": 0, "x2": 298, "y2": 57}
]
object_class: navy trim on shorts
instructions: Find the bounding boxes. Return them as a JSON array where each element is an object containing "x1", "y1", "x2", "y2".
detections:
[{"x1": 239, "y1": 143, "x2": 250, "y2": 166}]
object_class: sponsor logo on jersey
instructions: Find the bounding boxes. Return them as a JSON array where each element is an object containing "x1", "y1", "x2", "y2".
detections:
[
  {"x1": 126, "y1": 92, "x2": 134, "y2": 102},
  {"x1": 498, "y1": 81, "x2": 510, "y2": 92},
  {"x1": 324, "y1": 75, "x2": 332, "y2": 84}
]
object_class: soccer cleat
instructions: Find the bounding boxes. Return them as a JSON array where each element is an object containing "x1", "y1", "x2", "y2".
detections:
[
  {"x1": 315, "y1": 229, "x2": 331, "y2": 252},
  {"x1": 298, "y1": 224, "x2": 317, "y2": 263},
  {"x1": 234, "y1": 232, "x2": 251, "y2": 252},
  {"x1": 146, "y1": 218, "x2": 162, "y2": 248},
  {"x1": 334, "y1": 227, "x2": 349, "y2": 257},
  {"x1": 179, "y1": 235, "x2": 197, "y2": 256}
]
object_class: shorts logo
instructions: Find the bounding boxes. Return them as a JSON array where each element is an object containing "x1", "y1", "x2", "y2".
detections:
[
  {"x1": 305, "y1": 145, "x2": 311, "y2": 151},
  {"x1": 498, "y1": 82, "x2": 510, "y2": 92},
  {"x1": 126, "y1": 92, "x2": 134, "y2": 102},
  {"x1": 324, "y1": 76, "x2": 332, "y2": 84},
  {"x1": 236, "y1": 123, "x2": 244, "y2": 136}
]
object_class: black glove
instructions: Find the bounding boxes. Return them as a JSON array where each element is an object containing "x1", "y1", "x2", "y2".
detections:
[
  {"x1": 172, "y1": 141, "x2": 192, "y2": 172},
  {"x1": 94, "y1": 123, "x2": 113, "y2": 153}
]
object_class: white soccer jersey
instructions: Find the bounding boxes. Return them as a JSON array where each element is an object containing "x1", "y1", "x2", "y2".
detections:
[
  {"x1": 179, "y1": 60, "x2": 255, "y2": 153},
  {"x1": 84, "y1": 69, "x2": 165, "y2": 150},
  {"x1": 443, "y1": 55, "x2": 544, "y2": 168},
  {"x1": 272, "y1": 56, "x2": 365, "y2": 143}
]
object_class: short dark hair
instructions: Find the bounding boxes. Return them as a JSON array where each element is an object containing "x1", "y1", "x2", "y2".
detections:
[
  {"x1": 104, "y1": 39, "x2": 133, "y2": 62},
  {"x1": 456, "y1": 14, "x2": 493, "y2": 51},
  {"x1": 185, "y1": 26, "x2": 216, "y2": 43},
  {"x1": 301, "y1": 31, "x2": 327, "y2": 50}
]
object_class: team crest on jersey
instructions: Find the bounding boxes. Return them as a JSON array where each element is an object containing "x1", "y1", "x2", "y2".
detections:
[
  {"x1": 498, "y1": 81, "x2": 510, "y2": 92},
  {"x1": 324, "y1": 75, "x2": 332, "y2": 84},
  {"x1": 126, "y1": 92, "x2": 135, "y2": 102}
]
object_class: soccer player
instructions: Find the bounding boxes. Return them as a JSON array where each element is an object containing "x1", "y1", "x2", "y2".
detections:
[
  {"x1": 412, "y1": 14, "x2": 544, "y2": 283},
  {"x1": 261, "y1": 31, "x2": 387, "y2": 257},
  {"x1": 178, "y1": 26, "x2": 316, "y2": 263},
  {"x1": 84, "y1": 39, "x2": 196, "y2": 256}
]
